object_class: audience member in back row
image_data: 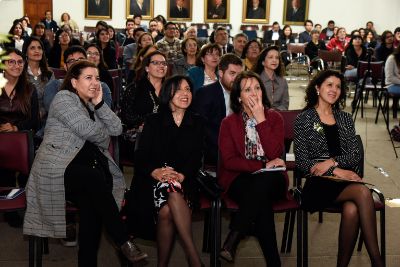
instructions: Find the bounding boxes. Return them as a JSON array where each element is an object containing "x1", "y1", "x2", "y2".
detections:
[
  {"x1": 219, "y1": 71, "x2": 286, "y2": 266},
  {"x1": 85, "y1": 43, "x2": 113, "y2": 92},
  {"x1": 4, "y1": 21, "x2": 27, "y2": 52},
  {"x1": 305, "y1": 29, "x2": 327, "y2": 69},
  {"x1": 116, "y1": 18, "x2": 136, "y2": 46},
  {"x1": 192, "y1": 54, "x2": 243, "y2": 166},
  {"x1": 156, "y1": 21, "x2": 183, "y2": 64},
  {"x1": 363, "y1": 29, "x2": 378, "y2": 49},
  {"x1": 96, "y1": 28, "x2": 117, "y2": 69},
  {"x1": 0, "y1": 48, "x2": 39, "y2": 227},
  {"x1": 172, "y1": 37, "x2": 198, "y2": 76},
  {"x1": 22, "y1": 37, "x2": 55, "y2": 138},
  {"x1": 31, "y1": 22, "x2": 52, "y2": 59},
  {"x1": 344, "y1": 35, "x2": 367, "y2": 79},
  {"x1": 23, "y1": 60, "x2": 147, "y2": 266},
  {"x1": 394, "y1": 27, "x2": 400, "y2": 49},
  {"x1": 232, "y1": 33, "x2": 248, "y2": 58},
  {"x1": 241, "y1": 39, "x2": 262, "y2": 71},
  {"x1": 187, "y1": 43, "x2": 221, "y2": 92},
  {"x1": 130, "y1": 75, "x2": 204, "y2": 267},
  {"x1": 299, "y1": 19, "x2": 314, "y2": 43},
  {"x1": 44, "y1": 46, "x2": 112, "y2": 113},
  {"x1": 254, "y1": 46, "x2": 289, "y2": 110},
  {"x1": 375, "y1": 30, "x2": 394, "y2": 63},
  {"x1": 294, "y1": 70, "x2": 384, "y2": 267},
  {"x1": 48, "y1": 28, "x2": 73, "y2": 68},
  {"x1": 263, "y1": 21, "x2": 283, "y2": 45},
  {"x1": 327, "y1": 27, "x2": 350, "y2": 53},
  {"x1": 385, "y1": 46, "x2": 400, "y2": 124},
  {"x1": 320, "y1": 20, "x2": 335, "y2": 40}
]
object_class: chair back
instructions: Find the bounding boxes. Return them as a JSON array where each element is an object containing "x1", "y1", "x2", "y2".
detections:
[
  {"x1": 51, "y1": 68, "x2": 67, "y2": 79},
  {"x1": 0, "y1": 131, "x2": 34, "y2": 176},
  {"x1": 108, "y1": 69, "x2": 123, "y2": 111},
  {"x1": 357, "y1": 61, "x2": 384, "y2": 84},
  {"x1": 44, "y1": 29, "x2": 54, "y2": 47},
  {"x1": 318, "y1": 49, "x2": 342, "y2": 63},
  {"x1": 278, "y1": 110, "x2": 302, "y2": 152},
  {"x1": 287, "y1": 43, "x2": 305, "y2": 55}
]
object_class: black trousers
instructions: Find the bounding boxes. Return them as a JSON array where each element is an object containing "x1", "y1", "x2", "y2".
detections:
[
  {"x1": 64, "y1": 163, "x2": 128, "y2": 267},
  {"x1": 228, "y1": 171, "x2": 286, "y2": 267}
]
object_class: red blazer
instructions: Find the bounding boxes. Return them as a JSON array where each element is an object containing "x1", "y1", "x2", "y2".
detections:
[{"x1": 218, "y1": 108, "x2": 285, "y2": 193}]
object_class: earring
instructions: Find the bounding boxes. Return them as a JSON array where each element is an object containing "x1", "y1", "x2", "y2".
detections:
[
  {"x1": 238, "y1": 99, "x2": 242, "y2": 103},
  {"x1": 317, "y1": 91, "x2": 320, "y2": 96}
]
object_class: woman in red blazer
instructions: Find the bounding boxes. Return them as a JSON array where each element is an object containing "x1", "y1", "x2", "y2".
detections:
[{"x1": 218, "y1": 71, "x2": 287, "y2": 266}]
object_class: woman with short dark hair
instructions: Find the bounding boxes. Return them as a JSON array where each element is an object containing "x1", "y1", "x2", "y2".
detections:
[
  {"x1": 294, "y1": 70, "x2": 384, "y2": 267},
  {"x1": 241, "y1": 39, "x2": 262, "y2": 71},
  {"x1": 131, "y1": 75, "x2": 204, "y2": 267},
  {"x1": 219, "y1": 71, "x2": 286, "y2": 266}
]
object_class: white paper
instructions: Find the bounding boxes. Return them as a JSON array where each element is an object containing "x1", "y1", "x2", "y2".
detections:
[{"x1": 252, "y1": 166, "x2": 287, "y2": 174}]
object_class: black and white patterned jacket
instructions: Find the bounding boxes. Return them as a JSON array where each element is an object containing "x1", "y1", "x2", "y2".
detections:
[{"x1": 294, "y1": 108, "x2": 361, "y2": 177}]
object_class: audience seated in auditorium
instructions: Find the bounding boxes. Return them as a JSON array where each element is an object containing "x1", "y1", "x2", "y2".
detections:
[
  {"x1": 116, "y1": 18, "x2": 136, "y2": 46},
  {"x1": 214, "y1": 27, "x2": 234, "y2": 55},
  {"x1": 241, "y1": 39, "x2": 262, "y2": 71},
  {"x1": 96, "y1": 28, "x2": 117, "y2": 69},
  {"x1": 305, "y1": 29, "x2": 327, "y2": 71},
  {"x1": 232, "y1": 33, "x2": 248, "y2": 58},
  {"x1": 58, "y1": 12, "x2": 79, "y2": 33},
  {"x1": 31, "y1": 22, "x2": 52, "y2": 58},
  {"x1": 41, "y1": 10, "x2": 59, "y2": 33},
  {"x1": 299, "y1": 19, "x2": 314, "y2": 43},
  {"x1": 375, "y1": 30, "x2": 394, "y2": 63},
  {"x1": 156, "y1": 21, "x2": 183, "y2": 64},
  {"x1": 294, "y1": 70, "x2": 384, "y2": 267},
  {"x1": 192, "y1": 54, "x2": 243, "y2": 166},
  {"x1": 48, "y1": 28, "x2": 74, "y2": 68},
  {"x1": 279, "y1": 25, "x2": 295, "y2": 52},
  {"x1": 148, "y1": 18, "x2": 164, "y2": 42},
  {"x1": 23, "y1": 60, "x2": 147, "y2": 266},
  {"x1": 218, "y1": 71, "x2": 286, "y2": 265},
  {"x1": 326, "y1": 27, "x2": 350, "y2": 53},
  {"x1": 187, "y1": 43, "x2": 221, "y2": 92},
  {"x1": 366, "y1": 21, "x2": 379, "y2": 40},
  {"x1": 344, "y1": 35, "x2": 367, "y2": 79},
  {"x1": 4, "y1": 21, "x2": 27, "y2": 52},
  {"x1": 254, "y1": 46, "x2": 289, "y2": 110},
  {"x1": 172, "y1": 37, "x2": 198, "y2": 76},
  {"x1": 263, "y1": 21, "x2": 283, "y2": 45}
]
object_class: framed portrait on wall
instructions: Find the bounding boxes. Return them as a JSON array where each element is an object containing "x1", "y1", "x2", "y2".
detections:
[
  {"x1": 242, "y1": 0, "x2": 270, "y2": 23},
  {"x1": 167, "y1": 0, "x2": 192, "y2": 21},
  {"x1": 283, "y1": 0, "x2": 309, "y2": 25},
  {"x1": 126, "y1": 0, "x2": 154, "y2": 19},
  {"x1": 205, "y1": 0, "x2": 230, "y2": 23},
  {"x1": 85, "y1": 0, "x2": 112, "y2": 19}
]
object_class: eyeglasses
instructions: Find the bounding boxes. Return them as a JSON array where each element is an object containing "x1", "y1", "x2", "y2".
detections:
[
  {"x1": 150, "y1": 60, "x2": 168, "y2": 66},
  {"x1": 7, "y1": 59, "x2": 24, "y2": 67},
  {"x1": 87, "y1": 52, "x2": 100, "y2": 57},
  {"x1": 65, "y1": 58, "x2": 85, "y2": 65}
]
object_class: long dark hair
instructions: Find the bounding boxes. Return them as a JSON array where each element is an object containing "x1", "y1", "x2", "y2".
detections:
[
  {"x1": 304, "y1": 70, "x2": 347, "y2": 110},
  {"x1": 22, "y1": 36, "x2": 52, "y2": 82},
  {"x1": 241, "y1": 39, "x2": 262, "y2": 59},
  {"x1": 135, "y1": 50, "x2": 167, "y2": 82},
  {"x1": 230, "y1": 71, "x2": 270, "y2": 113},
  {"x1": 253, "y1": 46, "x2": 284, "y2": 77},
  {"x1": 3, "y1": 48, "x2": 32, "y2": 116},
  {"x1": 159, "y1": 75, "x2": 194, "y2": 111},
  {"x1": 60, "y1": 60, "x2": 98, "y2": 94},
  {"x1": 84, "y1": 43, "x2": 109, "y2": 70}
]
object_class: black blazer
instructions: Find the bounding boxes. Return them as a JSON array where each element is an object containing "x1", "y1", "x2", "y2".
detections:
[
  {"x1": 128, "y1": 110, "x2": 204, "y2": 240},
  {"x1": 170, "y1": 6, "x2": 189, "y2": 18},
  {"x1": 192, "y1": 82, "x2": 226, "y2": 165},
  {"x1": 88, "y1": 0, "x2": 110, "y2": 16},
  {"x1": 263, "y1": 30, "x2": 283, "y2": 44}
]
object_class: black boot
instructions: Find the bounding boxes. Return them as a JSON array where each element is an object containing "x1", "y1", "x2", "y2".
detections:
[{"x1": 219, "y1": 230, "x2": 242, "y2": 262}]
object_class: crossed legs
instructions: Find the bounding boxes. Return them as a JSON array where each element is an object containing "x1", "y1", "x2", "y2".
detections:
[
  {"x1": 335, "y1": 183, "x2": 383, "y2": 267},
  {"x1": 157, "y1": 192, "x2": 201, "y2": 267}
]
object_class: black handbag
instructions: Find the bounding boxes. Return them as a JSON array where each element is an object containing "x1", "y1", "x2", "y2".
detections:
[{"x1": 195, "y1": 169, "x2": 223, "y2": 200}]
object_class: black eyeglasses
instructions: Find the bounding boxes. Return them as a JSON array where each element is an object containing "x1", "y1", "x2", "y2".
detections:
[
  {"x1": 150, "y1": 60, "x2": 168, "y2": 66},
  {"x1": 6, "y1": 59, "x2": 24, "y2": 67}
]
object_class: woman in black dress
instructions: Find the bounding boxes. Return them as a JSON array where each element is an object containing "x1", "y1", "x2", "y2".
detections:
[
  {"x1": 294, "y1": 70, "x2": 383, "y2": 267},
  {"x1": 130, "y1": 75, "x2": 204, "y2": 267}
]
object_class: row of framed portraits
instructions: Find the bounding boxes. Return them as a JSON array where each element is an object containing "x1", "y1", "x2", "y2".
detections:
[{"x1": 85, "y1": 0, "x2": 309, "y2": 25}]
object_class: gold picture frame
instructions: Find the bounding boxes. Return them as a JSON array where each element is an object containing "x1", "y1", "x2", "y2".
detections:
[
  {"x1": 205, "y1": 0, "x2": 230, "y2": 23},
  {"x1": 126, "y1": 0, "x2": 154, "y2": 20},
  {"x1": 85, "y1": 0, "x2": 112, "y2": 19},
  {"x1": 282, "y1": 0, "x2": 309, "y2": 25},
  {"x1": 167, "y1": 0, "x2": 192, "y2": 21},
  {"x1": 242, "y1": 0, "x2": 270, "y2": 23}
]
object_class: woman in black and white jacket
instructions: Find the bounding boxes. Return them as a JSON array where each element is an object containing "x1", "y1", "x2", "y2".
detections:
[{"x1": 294, "y1": 70, "x2": 383, "y2": 267}]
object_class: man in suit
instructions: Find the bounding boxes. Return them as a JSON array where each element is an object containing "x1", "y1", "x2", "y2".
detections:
[
  {"x1": 88, "y1": 0, "x2": 110, "y2": 16},
  {"x1": 208, "y1": 0, "x2": 226, "y2": 19},
  {"x1": 263, "y1": 21, "x2": 283, "y2": 44},
  {"x1": 247, "y1": 0, "x2": 265, "y2": 19},
  {"x1": 41, "y1": 10, "x2": 59, "y2": 32},
  {"x1": 192, "y1": 54, "x2": 243, "y2": 165},
  {"x1": 130, "y1": 0, "x2": 148, "y2": 16},
  {"x1": 286, "y1": 0, "x2": 305, "y2": 22},
  {"x1": 170, "y1": 0, "x2": 189, "y2": 18},
  {"x1": 214, "y1": 27, "x2": 233, "y2": 55}
]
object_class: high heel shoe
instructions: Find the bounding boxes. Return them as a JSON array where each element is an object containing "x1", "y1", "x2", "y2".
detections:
[
  {"x1": 121, "y1": 239, "x2": 148, "y2": 263},
  {"x1": 219, "y1": 230, "x2": 242, "y2": 262}
]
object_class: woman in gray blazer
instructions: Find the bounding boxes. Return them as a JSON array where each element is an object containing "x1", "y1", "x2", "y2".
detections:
[{"x1": 23, "y1": 61, "x2": 147, "y2": 266}]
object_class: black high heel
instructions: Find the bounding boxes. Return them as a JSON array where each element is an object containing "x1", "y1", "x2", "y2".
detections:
[{"x1": 219, "y1": 230, "x2": 242, "y2": 262}]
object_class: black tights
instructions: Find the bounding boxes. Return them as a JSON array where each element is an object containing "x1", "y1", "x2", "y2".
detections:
[
  {"x1": 156, "y1": 192, "x2": 201, "y2": 267},
  {"x1": 335, "y1": 184, "x2": 383, "y2": 267}
]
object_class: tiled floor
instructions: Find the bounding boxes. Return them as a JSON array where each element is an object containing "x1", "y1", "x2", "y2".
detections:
[{"x1": 1, "y1": 78, "x2": 399, "y2": 266}]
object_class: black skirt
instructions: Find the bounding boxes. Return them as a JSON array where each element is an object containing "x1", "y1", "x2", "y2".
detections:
[{"x1": 301, "y1": 176, "x2": 350, "y2": 213}]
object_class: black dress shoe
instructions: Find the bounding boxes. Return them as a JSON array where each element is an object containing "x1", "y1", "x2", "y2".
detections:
[
  {"x1": 121, "y1": 240, "x2": 148, "y2": 263},
  {"x1": 219, "y1": 230, "x2": 242, "y2": 262}
]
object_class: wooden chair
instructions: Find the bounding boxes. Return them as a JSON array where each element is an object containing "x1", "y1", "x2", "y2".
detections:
[
  {"x1": 50, "y1": 67, "x2": 67, "y2": 79},
  {"x1": 107, "y1": 68, "x2": 123, "y2": 113},
  {"x1": 300, "y1": 135, "x2": 386, "y2": 267},
  {"x1": 317, "y1": 49, "x2": 345, "y2": 73}
]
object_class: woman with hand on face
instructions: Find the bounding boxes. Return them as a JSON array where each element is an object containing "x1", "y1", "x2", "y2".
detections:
[
  {"x1": 22, "y1": 37, "x2": 54, "y2": 139},
  {"x1": 294, "y1": 70, "x2": 384, "y2": 267},
  {"x1": 131, "y1": 75, "x2": 204, "y2": 267},
  {"x1": 219, "y1": 71, "x2": 286, "y2": 266},
  {"x1": 24, "y1": 60, "x2": 148, "y2": 266},
  {"x1": 253, "y1": 46, "x2": 289, "y2": 110}
]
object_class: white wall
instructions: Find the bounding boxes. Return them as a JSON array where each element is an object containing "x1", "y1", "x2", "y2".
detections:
[{"x1": 1, "y1": 0, "x2": 399, "y2": 36}]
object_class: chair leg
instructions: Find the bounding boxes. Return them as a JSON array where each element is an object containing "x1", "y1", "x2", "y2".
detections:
[
  {"x1": 29, "y1": 236, "x2": 44, "y2": 267},
  {"x1": 280, "y1": 211, "x2": 291, "y2": 253},
  {"x1": 29, "y1": 236, "x2": 35, "y2": 267},
  {"x1": 202, "y1": 210, "x2": 211, "y2": 253},
  {"x1": 210, "y1": 198, "x2": 221, "y2": 267},
  {"x1": 381, "y1": 209, "x2": 386, "y2": 267},
  {"x1": 286, "y1": 210, "x2": 296, "y2": 253},
  {"x1": 302, "y1": 210, "x2": 308, "y2": 267},
  {"x1": 296, "y1": 208, "x2": 303, "y2": 267}
]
